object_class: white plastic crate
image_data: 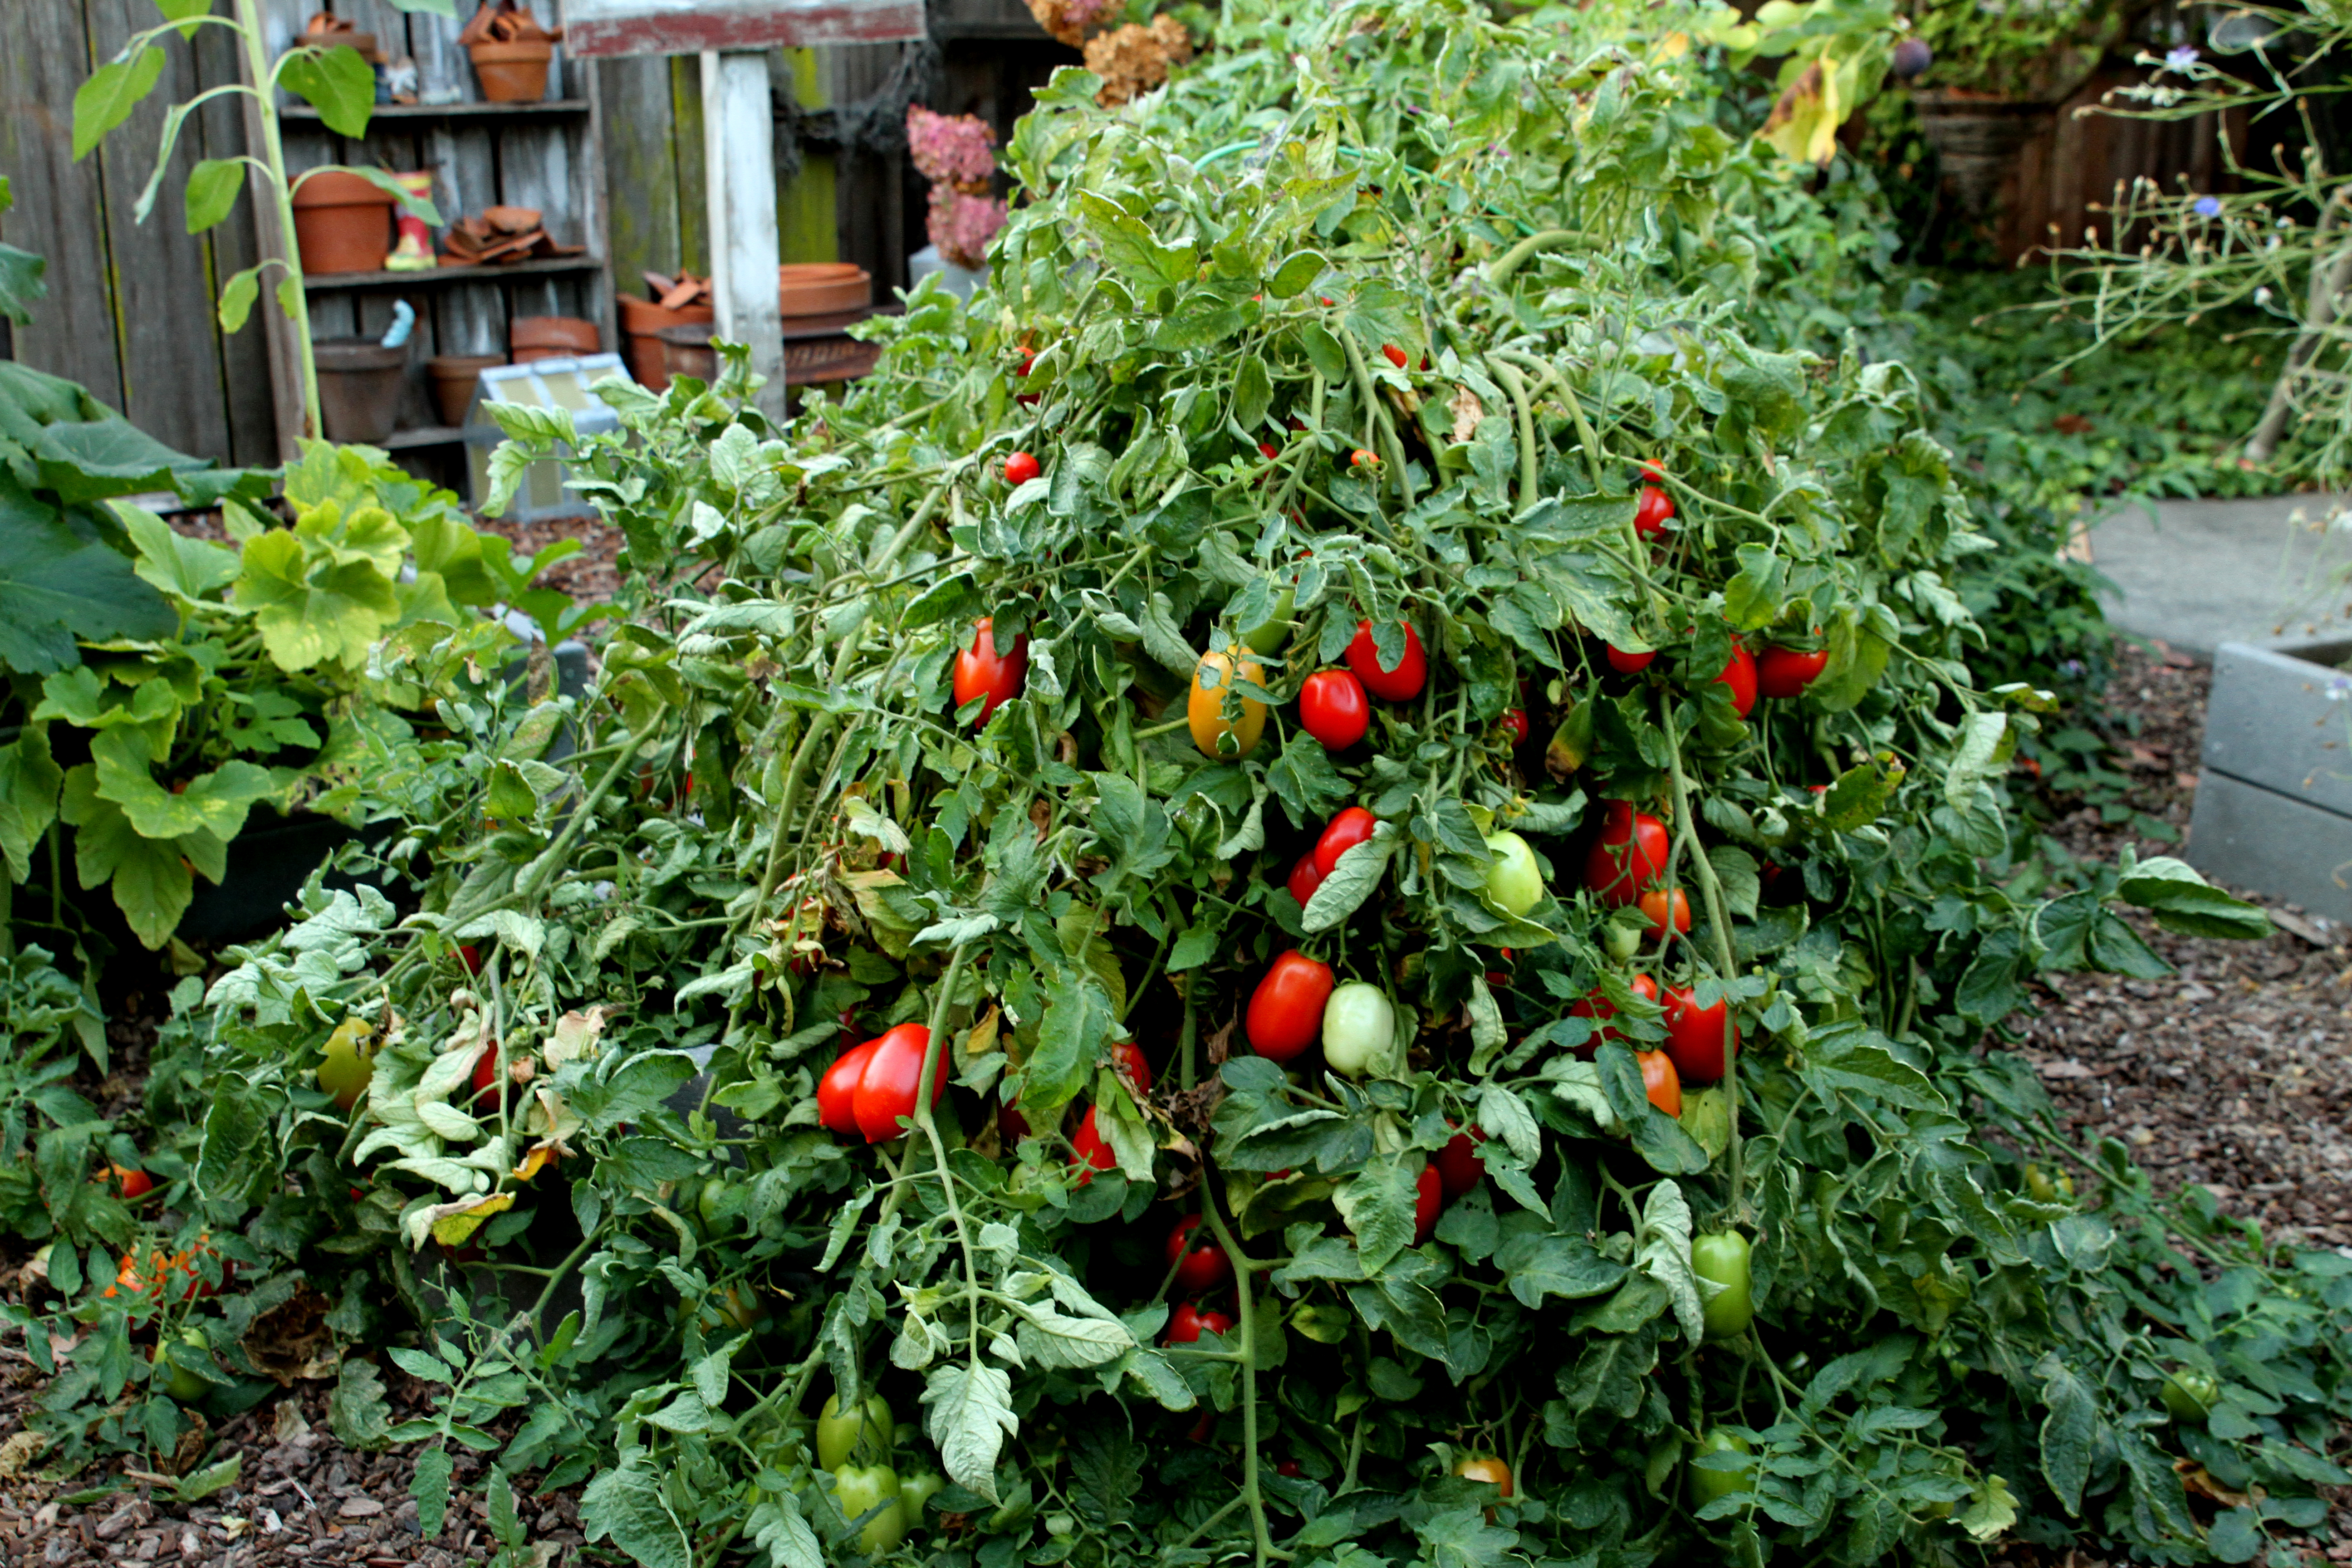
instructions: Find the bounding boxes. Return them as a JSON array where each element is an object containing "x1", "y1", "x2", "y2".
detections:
[{"x1": 463, "y1": 354, "x2": 635, "y2": 522}]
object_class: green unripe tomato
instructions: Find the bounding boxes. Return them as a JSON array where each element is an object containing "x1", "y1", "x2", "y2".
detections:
[
  {"x1": 2160, "y1": 1367, "x2": 2220, "y2": 1422},
  {"x1": 2024, "y1": 1163, "x2": 2075, "y2": 1203},
  {"x1": 816, "y1": 1392, "x2": 893, "y2": 1470},
  {"x1": 1484, "y1": 831, "x2": 1544, "y2": 917},
  {"x1": 155, "y1": 1327, "x2": 211, "y2": 1404},
  {"x1": 1321, "y1": 982, "x2": 1396, "y2": 1078},
  {"x1": 1045, "y1": 1512, "x2": 1076, "y2": 1538},
  {"x1": 316, "y1": 1017, "x2": 377, "y2": 1111},
  {"x1": 898, "y1": 1468, "x2": 945, "y2": 1528},
  {"x1": 1602, "y1": 908, "x2": 1646, "y2": 961},
  {"x1": 1691, "y1": 1231, "x2": 1754, "y2": 1340},
  {"x1": 1239, "y1": 585, "x2": 1295, "y2": 655},
  {"x1": 699, "y1": 1176, "x2": 743, "y2": 1232},
  {"x1": 831, "y1": 1463, "x2": 905, "y2": 1553},
  {"x1": 1689, "y1": 1428, "x2": 1754, "y2": 1506}
]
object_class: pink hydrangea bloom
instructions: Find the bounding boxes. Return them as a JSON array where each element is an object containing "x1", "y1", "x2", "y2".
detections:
[
  {"x1": 906, "y1": 106, "x2": 997, "y2": 189},
  {"x1": 930, "y1": 188, "x2": 1007, "y2": 272}
]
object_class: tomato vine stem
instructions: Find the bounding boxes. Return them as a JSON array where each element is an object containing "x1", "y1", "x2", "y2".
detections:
[
  {"x1": 1198, "y1": 1192, "x2": 1292, "y2": 1565},
  {"x1": 1661, "y1": 703, "x2": 1745, "y2": 1214}
]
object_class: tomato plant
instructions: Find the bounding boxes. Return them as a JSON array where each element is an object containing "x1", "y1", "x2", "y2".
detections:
[
  {"x1": 1637, "y1": 1048, "x2": 1681, "y2": 1116},
  {"x1": 1638, "y1": 886, "x2": 1691, "y2": 940},
  {"x1": 1607, "y1": 643, "x2": 1656, "y2": 674},
  {"x1": 1691, "y1": 1230, "x2": 1754, "y2": 1340},
  {"x1": 1164, "y1": 1302, "x2": 1235, "y2": 1345},
  {"x1": 1436, "y1": 1123, "x2": 1486, "y2": 1198},
  {"x1": 1634, "y1": 484, "x2": 1676, "y2": 539},
  {"x1": 1002, "y1": 450, "x2": 1041, "y2": 486},
  {"x1": 1313, "y1": 806, "x2": 1379, "y2": 879},
  {"x1": 816, "y1": 1392, "x2": 894, "y2": 1469},
  {"x1": 1714, "y1": 639, "x2": 1758, "y2": 719},
  {"x1": 1663, "y1": 987, "x2": 1739, "y2": 1085},
  {"x1": 1483, "y1": 829, "x2": 1544, "y2": 916}
]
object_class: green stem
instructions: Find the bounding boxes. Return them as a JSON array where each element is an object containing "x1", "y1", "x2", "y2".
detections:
[
  {"x1": 1486, "y1": 229, "x2": 1579, "y2": 288},
  {"x1": 1198, "y1": 1193, "x2": 1290, "y2": 1565},
  {"x1": 1661, "y1": 706, "x2": 1744, "y2": 1213},
  {"x1": 1486, "y1": 357, "x2": 1539, "y2": 514},
  {"x1": 232, "y1": 0, "x2": 320, "y2": 436},
  {"x1": 910, "y1": 946, "x2": 982, "y2": 1347}
]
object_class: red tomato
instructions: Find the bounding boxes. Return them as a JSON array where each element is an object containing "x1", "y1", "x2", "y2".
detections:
[
  {"x1": 1246, "y1": 951, "x2": 1336, "y2": 1061},
  {"x1": 1606, "y1": 644, "x2": 1656, "y2": 675},
  {"x1": 1003, "y1": 450, "x2": 1041, "y2": 486},
  {"x1": 1634, "y1": 484, "x2": 1676, "y2": 539},
  {"x1": 1345, "y1": 620, "x2": 1426, "y2": 701},
  {"x1": 1757, "y1": 646, "x2": 1829, "y2": 699},
  {"x1": 1663, "y1": 987, "x2": 1739, "y2": 1085},
  {"x1": 1287, "y1": 852, "x2": 1326, "y2": 907},
  {"x1": 1276, "y1": 1459, "x2": 1304, "y2": 1478},
  {"x1": 1583, "y1": 802, "x2": 1670, "y2": 906},
  {"x1": 457, "y1": 943, "x2": 482, "y2": 975},
  {"x1": 1015, "y1": 348, "x2": 1035, "y2": 377},
  {"x1": 1569, "y1": 973, "x2": 1658, "y2": 1056},
  {"x1": 1259, "y1": 441, "x2": 1280, "y2": 461},
  {"x1": 1637, "y1": 1049, "x2": 1682, "y2": 1116},
  {"x1": 1715, "y1": 641, "x2": 1758, "y2": 718},
  {"x1": 1413, "y1": 1164, "x2": 1443, "y2": 1245},
  {"x1": 1313, "y1": 807, "x2": 1378, "y2": 878},
  {"x1": 1639, "y1": 887, "x2": 1691, "y2": 940},
  {"x1": 952, "y1": 618, "x2": 1029, "y2": 726},
  {"x1": 1112, "y1": 1040, "x2": 1152, "y2": 1094},
  {"x1": 471, "y1": 1043, "x2": 503, "y2": 1104},
  {"x1": 853, "y1": 1024, "x2": 946, "y2": 1142},
  {"x1": 1639, "y1": 459, "x2": 1666, "y2": 483},
  {"x1": 1298, "y1": 670, "x2": 1371, "y2": 750},
  {"x1": 1382, "y1": 343, "x2": 1409, "y2": 369},
  {"x1": 1070, "y1": 1105, "x2": 1117, "y2": 1185},
  {"x1": 101, "y1": 1164, "x2": 153, "y2": 1200},
  {"x1": 1437, "y1": 1124, "x2": 1486, "y2": 1199},
  {"x1": 1499, "y1": 708, "x2": 1529, "y2": 745},
  {"x1": 1165, "y1": 1216, "x2": 1234, "y2": 1295},
  {"x1": 1349, "y1": 448, "x2": 1379, "y2": 469},
  {"x1": 1164, "y1": 1302, "x2": 1236, "y2": 1345}
]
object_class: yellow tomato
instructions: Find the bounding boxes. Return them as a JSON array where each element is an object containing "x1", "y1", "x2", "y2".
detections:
[{"x1": 1187, "y1": 647, "x2": 1267, "y2": 760}]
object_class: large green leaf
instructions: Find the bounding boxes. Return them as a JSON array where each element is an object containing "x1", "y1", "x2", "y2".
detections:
[
  {"x1": 89, "y1": 727, "x2": 276, "y2": 842},
  {"x1": 71, "y1": 46, "x2": 165, "y2": 161},
  {"x1": 278, "y1": 45, "x2": 375, "y2": 139},
  {"x1": 0, "y1": 725, "x2": 64, "y2": 880},
  {"x1": 59, "y1": 765, "x2": 194, "y2": 948},
  {"x1": 0, "y1": 480, "x2": 174, "y2": 674},
  {"x1": 233, "y1": 528, "x2": 401, "y2": 671},
  {"x1": 116, "y1": 498, "x2": 238, "y2": 600}
]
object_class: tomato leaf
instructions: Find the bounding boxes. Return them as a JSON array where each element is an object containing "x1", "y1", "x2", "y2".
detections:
[
  {"x1": 1336, "y1": 1158, "x2": 1419, "y2": 1274},
  {"x1": 1302, "y1": 824, "x2": 1398, "y2": 932},
  {"x1": 921, "y1": 1362, "x2": 1018, "y2": 1503}
]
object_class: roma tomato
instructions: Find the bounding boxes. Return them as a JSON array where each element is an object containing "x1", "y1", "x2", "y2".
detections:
[
  {"x1": 1715, "y1": 640, "x2": 1758, "y2": 718},
  {"x1": 1413, "y1": 1163, "x2": 1443, "y2": 1245},
  {"x1": 1239, "y1": 585, "x2": 1296, "y2": 654},
  {"x1": 1287, "y1": 851, "x2": 1326, "y2": 907},
  {"x1": 1165, "y1": 1216, "x2": 1234, "y2": 1295},
  {"x1": 1345, "y1": 620, "x2": 1427, "y2": 701},
  {"x1": 833, "y1": 1463, "x2": 906, "y2": 1553},
  {"x1": 952, "y1": 618, "x2": 1029, "y2": 726},
  {"x1": 1639, "y1": 887, "x2": 1691, "y2": 941},
  {"x1": 1112, "y1": 1039, "x2": 1152, "y2": 1094},
  {"x1": 1689, "y1": 1429, "x2": 1755, "y2": 1505},
  {"x1": 103, "y1": 1164, "x2": 154, "y2": 1200},
  {"x1": 1164, "y1": 1302, "x2": 1236, "y2": 1345},
  {"x1": 1637, "y1": 1049, "x2": 1681, "y2": 1116},
  {"x1": 1298, "y1": 670, "x2": 1371, "y2": 749},
  {"x1": 1570, "y1": 973, "x2": 1658, "y2": 1055},
  {"x1": 1188, "y1": 646, "x2": 1268, "y2": 760},
  {"x1": 1663, "y1": 987, "x2": 1739, "y2": 1085},
  {"x1": 1247, "y1": 951, "x2": 1336, "y2": 1061},
  {"x1": 1484, "y1": 830, "x2": 1543, "y2": 916},
  {"x1": 1314, "y1": 807, "x2": 1379, "y2": 878},
  {"x1": 1607, "y1": 643, "x2": 1656, "y2": 675},
  {"x1": 154, "y1": 1328, "x2": 211, "y2": 1404},
  {"x1": 1070, "y1": 1106, "x2": 1116, "y2": 1185},
  {"x1": 1757, "y1": 645, "x2": 1829, "y2": 699},
  {"x1": 1692, "y1": 1231, "x2": 1753, "y2": 1339},
  {"x1": 1321, "y1": 982, "x2": 1395, "y2": 1078},
  {"x1": 1453, "y1": 1455, "x2": 1514, "y2": 1497},
  {"x1": 816, "y1": 1392, "x2": 894, "y2": 1470},
  {"x1": 1382, "y1": 342, "x2": 1409, "y2": 369},
  {"x1": 316, "y1": 1017, "x2": 377, "y2": 1111},
  {"x1": 853, "y1": 1024, "x2": 946, "y2": 1142},
  {"x1": 471, "y1": 1040, "x2": 503, "y2": 1104},
  {"x1": 1499, "y1": 708, "x2": 1529, "y2": 745},
  {"x1": 818, "y1": 1040, "x2": 877, "y2": 1135},
  {"x1": 1437, "y1": 1123, "x2": 1486, "y2": 1199},
  {"x1": 1583, "y1": 801, "x2": 1670, "y2": 906},
  {"x1": 1634, "y1": 484, "x2": 1675, "y2": 538},
  {"x1": 1002, "y1": 450, "x2": 1041, "y2": 486}
]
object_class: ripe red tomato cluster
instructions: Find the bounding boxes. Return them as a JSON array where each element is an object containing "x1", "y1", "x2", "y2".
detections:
[
  {"x1": 952, "y1": 618, "x2": 1028, "y2": 726},
  {"x1": 1583, "y1": 801, "x2": 1669, "y2": 905},
  {"x1": 817, "y1": 1024, "x2": 949, "y2": 1143}
]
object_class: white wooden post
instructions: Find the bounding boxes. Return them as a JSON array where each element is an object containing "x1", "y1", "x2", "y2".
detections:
[{"x1": 703, "y1": 49, "x2": 785, "y2": 422}]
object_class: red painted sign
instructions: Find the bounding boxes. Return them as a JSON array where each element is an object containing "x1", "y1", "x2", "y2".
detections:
[{"x1": 564, "y1": 0, "x2": 925, "y2": 57}]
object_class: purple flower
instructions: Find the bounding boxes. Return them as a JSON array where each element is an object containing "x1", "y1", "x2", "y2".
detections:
[
  {"x1": 2193, "y1": 195, "x2": 2222, "y2": 218},
  {"x1": 2165, "y1": 44, "x2": 2199, "y2": 70}
]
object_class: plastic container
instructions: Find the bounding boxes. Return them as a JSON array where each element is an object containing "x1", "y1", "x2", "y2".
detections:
[
  {"x1": 290, "y1": 170, "x2": 397, "y2": 275},
  {"x1": 313, "y1": 338, "x2": 409, "y2": 442},
  {"x1": 469, "y1": 39, "x2": 552, "y2": 103}
]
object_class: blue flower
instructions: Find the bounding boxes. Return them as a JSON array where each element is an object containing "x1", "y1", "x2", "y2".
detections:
[
  {"x1": 2166, "y1": 44, "x2": 2199, "y2": 70},
  {"x1": 2193, "y1": 195, "x2": 2222, "y2": 218}
]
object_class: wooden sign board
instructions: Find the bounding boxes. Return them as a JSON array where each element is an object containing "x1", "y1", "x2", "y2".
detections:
[{"x1": 564, "y1": 0, "x2": 926, "y2": 56}]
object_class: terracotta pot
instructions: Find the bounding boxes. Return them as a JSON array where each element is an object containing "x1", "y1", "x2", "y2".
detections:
[
  {"x1": 509, "y1": 315, "x2": 599, "y2": 363},
  {"x1": 656, "y1": 323, "x2": 717, "y2": 384},
  {"x1": 426, "y1": 353, "x2": 505, "y2": 427},
  {"x1": 313, "y1": 339, "x2": 408, "y2": 443},
  {"x1": 289, "y1": 170, "x2": 396, "y2": 275},
  {"x1": 1911, "y1": 89, "x2": 2051, "y2": 219},
  {"x1": 779, "y1": 263, "x2": 871, "y2": 318},
  {"x1": 618, "y1": 293, "x2": 712, "y2": 391},
  {"x1": 470, "y1": 39, "x2": 552, "y2": 103}
]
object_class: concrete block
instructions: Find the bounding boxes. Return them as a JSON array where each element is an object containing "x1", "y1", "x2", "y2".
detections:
[
  {"x1": 2186, "y1": 770, "x2": 2352, "y2": 923},
  {"x1": 2202, "y1": 638, "x2": 2352, "y2": 816}
]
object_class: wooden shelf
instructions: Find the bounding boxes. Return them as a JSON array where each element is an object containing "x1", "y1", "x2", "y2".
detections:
[
  {"x1": 283, "y1": 99, "x2": 593, "y2": 121},
  {"x1": 304, "y1": 255, "x2": 603, "y2": 292},
  {"x1": 378, "y1": 425, "x2": 473, "y2": 450}
]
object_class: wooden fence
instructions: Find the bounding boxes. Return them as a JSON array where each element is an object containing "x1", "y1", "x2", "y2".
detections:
[{"x1": 0, "y1": 0, "x2": 1063, "y2": 472}]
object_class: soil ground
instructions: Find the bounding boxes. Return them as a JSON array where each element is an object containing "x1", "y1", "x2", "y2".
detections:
[{"x1": 1, "y1": 633, "x2": 2346, "y2": 1565}]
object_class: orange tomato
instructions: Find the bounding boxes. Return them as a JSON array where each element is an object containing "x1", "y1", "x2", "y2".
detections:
[
  {"x1": 1638, "y1": 887, "x2": 1691, "y2": 940},
  {"x1": 1637, "y1": 1049, "x2": 1682, "y2": 1117},
  {"x1": 1453, "y1": 1455, "x2": 1514, "y2": 1497}
]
